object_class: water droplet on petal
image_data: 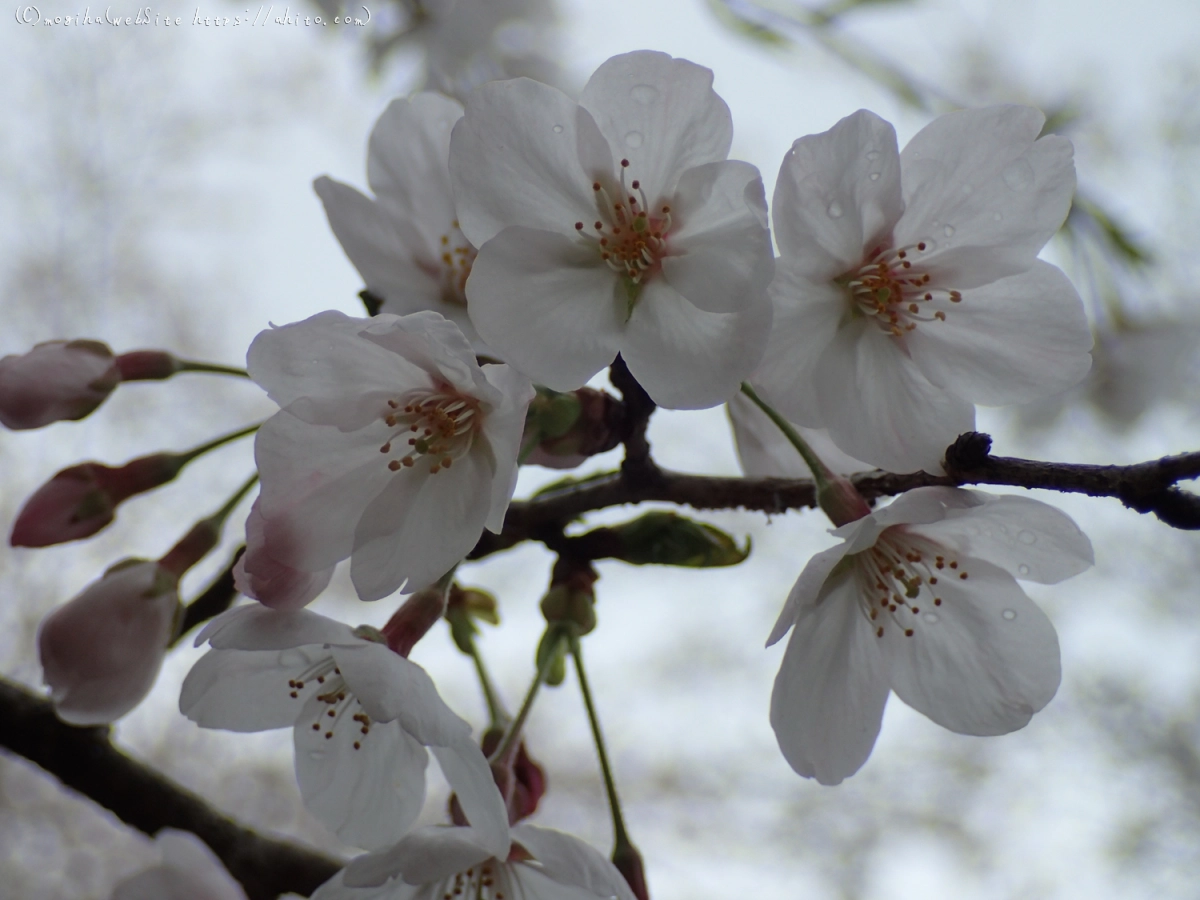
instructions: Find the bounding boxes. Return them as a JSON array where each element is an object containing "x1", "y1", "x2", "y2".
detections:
[
  {"x1": 827, "y1": 201, "x2": 844, "y2": 218},
  {"x1": 630, "y1": 84, "x2": 658, "y2": 104},
  {"x1": 866, "y1": 150, "x2": 880, "y2": 161},
  {"x1": 1002, "y1": 609, "x2": 1017, "y2": 621},
  {"x1": 1018, "y1": 564, "x2": 1031, "y2": 577},
  {"x1": 923, "y1": 612, "x2": 940, "y2": 624},
  {"x1": 1018, "y1": 530, "x2": 1037, "y2": 545},
  {"x1": 552, "y1": 124, "x2": 563, "y2": 134},
  {"x1": 943, "y1": 224, "x2": 956, "y2": 237},
  {"x1": 993, "y1": 212, "x2": 1003, "y2": 222},
  {"x1": 308, "y1": 750, "x2": 326, "y2": 761},
  {"x1": 624, "y1": 130, "x2": 644, "y2": 148},
  {"x1": 1002, "y1": 158, "x2": 1035, "y2": 192},
  {"x1": 869, "y1": 172, "x2": 881, "y2": 181}
]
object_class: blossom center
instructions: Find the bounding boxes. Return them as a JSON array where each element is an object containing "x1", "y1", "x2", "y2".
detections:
[
  {"x1": 378, "y1": 385, "x2": 482, "y2": 475},
  {"x1": 854, "y1": 529, "x2": 970, "y2": 638},
  {"x1": 842, "y1": 242, "x2": 962, "y2": 337},
  {"x1": 286, "y1": 656, "x2": 374, "y2": 751},
  {"x1": 434, "y1": 860, "x2": 512, "y2": 899},
  {"x1": 423, "y1": 219, "x2": 476, "y2": 308},
  {"x1": 573, "y1": 159, "x2": 673, "y2": 288}
]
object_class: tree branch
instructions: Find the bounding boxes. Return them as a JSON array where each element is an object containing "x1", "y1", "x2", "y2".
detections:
[{"x1": 0, "y1": 677, "x2": 341, "y2": 900}]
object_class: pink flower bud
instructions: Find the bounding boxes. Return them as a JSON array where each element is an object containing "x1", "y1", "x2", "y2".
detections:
[
  {"x1": 38, "y1": 559, "x2": 180, "y2": 725},
  {"x1": 0, "y1": 340, "x2": 120, "y2": 430},
  {"x1": 11, "y1": 454, "x2": 183, "y2": 547}
]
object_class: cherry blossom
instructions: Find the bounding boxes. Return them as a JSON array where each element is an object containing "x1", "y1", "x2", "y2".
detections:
[
  {"x1": 180, "y1": 605, "x2": 509, "y2": 856},
  {"x1": 244, "y1": 310, "x2": 533, "y2": 602},
  {"x1": 752, "y1": 107, "x2": 1092, "y2": 473},
  {"x1": 39, "y1": 559, "x2": 180, "y2": 725},
  {"x1": 768, "y1": 486, "x2": 1093, "y2": 785},
  {"x1": 310, "y1": 823, "x2": 637, "y2": 900},
  {"x1": 315, "y1": 94, "x2": 488, "y2": 350},
  {"x1": 449, "y1": 49, "x2": 774, "y2": 409},
  {"x1": 0, "y1": 339, "x2": 120, "y2": 430},
  {"x1": 110, "y1": 829, "x2": 252, "y2": 900}
]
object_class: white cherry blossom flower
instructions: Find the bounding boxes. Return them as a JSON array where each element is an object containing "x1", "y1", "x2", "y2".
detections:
[
  {"x1": 180, "y1": 605, "x2": 509, "y2": 856},
  {"x1": 768, "y1": 487, "x2": 1093, "y2": 785},
  {"x1": 753, "y1": 107, "x2": 1092, "y2": 473},
  {"x1": 245, "y1": 310, "x2": 533, "y2": 602},
  {"x1": 310, "y1": 823, "x2": 636, "y2": 900},
  {"x1": 450, "y1": 50, "x2": 774, "y2": 410},
  {"x1": 314, "y1": 94, "x2": 488, "y2": 351},
  {"x1": 110, "y1": 829, "x2": 250, "y2": 900}
]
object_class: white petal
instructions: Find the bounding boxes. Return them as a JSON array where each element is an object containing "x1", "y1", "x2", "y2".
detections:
[
  {"x1": 770, "y1": 570, "x2": 891, "y2": 785},
  {"x1": 621, "y1": 277, "x2": 772, "y2": 410},
  {"x1": 765, "y1": 542, "x2": 852, "y2": 646},
  {"x1": 151, "y1": 829, "x2": 248, "y2": 900},
  {"x1": 907, "y1": 261, "x2": 1092, "y2": 405},
  {"x1": 726, "y1": 392, "x2": 871, "y2": 479},
  {"x1": 896, "y1": 106, "x2": 1075, "y2": 268},
  {"x1": 355, "y1": 311, "x2": 488, "y2": 400},
  {"x1": 198, "y1": 605, "x2": 356, "y2": 651},
  {"x1": 513, "y1": 824, "x2": 637, "y2": 900},
  {"x1": 478, "y1": 363, "x2": 537, "y2": 533},
  {"x1": 332, "y1": 642, "x2": 472, "y2": 747},
  {"x1": 344, "y1": 826, "x2": 492, "y2": 887},
  {"x1": 466, "y1": 226, "x2": 623, "y2": 391},
  {"x1": 580, "y1": 50, "x2": 733, "y2": 203},
  {"x1": 349, "y1": 448, "x2": 493, "y2": 601},
  {"x1": 295, "y1": 698, "x2": 430, "y2": 850},
  {"x1": 450, "y1": 78, "x2": 597, "y2": 247},
  {"x1": 179, "y1": 648, "x2": 320, "y2": 733},
  {"x1": 431, "y1": 742, "x2": 511, "y2": 860},
  {"x1": 772, "y1": 109, "x2": 903, "y2": 277},
  {"x1": 310, "y1": 869, "x2": 399, "y2": 900},
  {"x1": 815, "y1": 320, "x2": 976, "y2": 474},
  {"x1": 660, "y1": 160, "x2": 773, "y2": 314},
  {"x1": 880, "y1": 558, "x2": 1061, "y2": 735},
  {"x1": 235, "y1": 500, "x2": 336, "y2": 611},
  {"x1": 752, "y1": 259, "x2": 848, "y2": 427},
  {"x1": 909, "y1": 492, "x2": 1093, "y2": 584}
]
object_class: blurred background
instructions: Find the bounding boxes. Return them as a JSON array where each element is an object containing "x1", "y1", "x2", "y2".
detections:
[{"x1": 2, "y1": 0, "x2": 1199, "y2": 896}]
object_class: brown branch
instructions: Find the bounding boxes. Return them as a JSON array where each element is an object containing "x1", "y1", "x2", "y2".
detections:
[
  {"x1": 471, "y1": 433, "x2": 1200, "y2": 560},
  {"x1": 0, "y1": 677, "x2": 341, "y2": 900}
]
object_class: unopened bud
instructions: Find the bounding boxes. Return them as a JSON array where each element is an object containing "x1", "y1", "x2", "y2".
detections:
[
  {"x1": 38, "y1": 559, "x2": 180, "y2": 725},
  {"x1": 524, "y1": 387, "x2": 622, "y2": 468},
  {"x1": 445, "y1": 584, "x2": 500, "y2": 654},
  {"x1": 114, "y1": 350, "x2": 183, "y2": 381},
  {"x1": 10, "y1": 454, "x2": 185, "y2": 547},
  {"x1": 613, "y1": 838, "x2": 651, "y2": 900},
  {"x1": 478, "y1": 730, "x2": 548, "y2": 823},
  {"x1": 381, "y1": 582, "x2": 451, "y2": 657},
  {"x1": 539, "y1": 560, "x2": 598, "y2": 636},
  {"x1": 611, "y1": 512, "x2": 750, "y2": 567},
  {"x1": 0, "y1": 340, "x2": 120, "y2": 430},
  {"x1": 817, "y1": 473, "x2": 872, "y2": 527}
]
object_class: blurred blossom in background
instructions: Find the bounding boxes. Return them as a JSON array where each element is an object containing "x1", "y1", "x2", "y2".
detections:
[{"x1": 2, "y1": 0, "x2": 1199, "y2": 897}]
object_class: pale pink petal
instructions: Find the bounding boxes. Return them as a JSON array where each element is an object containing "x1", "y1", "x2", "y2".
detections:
[
  {"x1": 896, "y1": 106, "x2": 1075, "y2": 268},
  {"x1": 512, "y1": 825, "x2": 636, "y2": 900},
  {"x1": 349, "y1": 449, "x2": 493, "y2": 600},
  {"x1": 659, "y1": 160, "x2": 773, "y2": 314},
  {"x1": 880, "y1": 558, "x2": 1061, "y2": 735},
  {"x1": 771, "y1": 109, "x2": 903, "y2": 277},
  {"x1": 235, "y1": 501, "x2": 335, "y2": 610},
  {"x1": 343, "y1": 826, "x2": 492, "y2": 887},
  {"x1": 909, "y1": 492, "x2": 1094, "y2": 584},
  {"x1": 0, "y1": 339, "x2": 119, "y2": 430},
  {"x1": 294, "y1": 696, "x2": 430, "y2": 850},
  {"x1": 753, "y1": 259, "x2": 848, "y2": 427},
  {"x1": 580, "y1": 50, "x2": 732, "y2": 203},
  {"x1": 815, "y1": 321, "x2": 976, "y2": 474},
  {"x1": 765, "y1": 542, "x2": 852, "y2": 646},
  {"x1": 450, "y1": 78, "x2": 597, "y2": 247},
  {"x1": 770, "y1": 570, "x2": 891, "y2": 785},
  {"x1": 907, "y1": 261, "x2": 1093, "y2": 405},
  {"x1": 431, "y1": 743, "x2": 511, "y2": 860},
  {"x1": 179, "y1": 647, "x2": 326, "y2": 732},
  {"x1": 465, "y1": 226, "x2": 623, "y2": 391},
  {"x1": 621, "y1": 277, "x2": 772, "y2": 410},
  {"x1": 196, "y1": 605, "x2": 356, "y2": 651},
  {"x1": 331, "y1": 642, "x2": 472, "y2": 747},
  {"x1": 478, "y1": 363, "x2": 536, "y2": 533},
  {"x1": 311, "y1": 869, "x2": 398, "y2": 899}
]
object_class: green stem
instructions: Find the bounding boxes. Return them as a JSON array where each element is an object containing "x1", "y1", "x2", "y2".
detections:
[
  {"x1": 177, "y1": 422, "x2": 262, "y2": 465},
  {"x1": 489, "y1": 627, "x2": 565, "y2": 767},
  {"x1": 176, "y1": 360, "x2": 252, "y2": 378},
  {"x1": 570, "y1": 634, "x2": 629, "y2": 846},
  {"x1": 470, "y1": 644, "x2": 509, "y2": 731},
  {"x1": 739, "y1": 382, "x2": 835, "y2": 490}
]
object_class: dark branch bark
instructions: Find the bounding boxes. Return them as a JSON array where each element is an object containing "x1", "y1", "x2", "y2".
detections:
[
  {"x1": 0, "y1": 677, "x2": 341, "y2": 900},
  {"x1": 470, "y1": 433, "x2": 1200, "y2": 560}
]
